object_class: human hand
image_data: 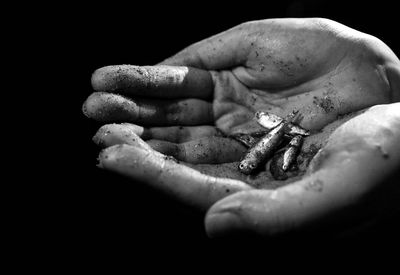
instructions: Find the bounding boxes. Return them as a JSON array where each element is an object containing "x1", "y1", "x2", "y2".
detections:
[{"x1": 83, "y1": 18, "x2": 400, "y2": 237}]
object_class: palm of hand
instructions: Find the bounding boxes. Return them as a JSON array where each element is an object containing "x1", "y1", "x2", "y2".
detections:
[
  {"x1": 84, "y1": 18, "x2": 400, "y2": 237},
  {"x1": 204, "y1": 20, "x2": 389, "y2": 135}
]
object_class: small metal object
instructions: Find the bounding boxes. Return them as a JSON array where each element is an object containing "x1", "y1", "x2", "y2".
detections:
[
  {"x1": 255, "y1": 111, "x2": 310, "y2": 136},
  {"x1": 282, "y1": 135, "x2": 303, "y2": 171},
  {"x1": 238, "y1": 121, "x2": 287, "y2": 175},
  {"x1": 269, "y1": 150, "x2": 288, "y2": 180},
  {"x1": 255, "y1": 111, "x2": 283, "y2": 129}
]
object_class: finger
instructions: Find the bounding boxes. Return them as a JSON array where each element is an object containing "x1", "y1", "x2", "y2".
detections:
[
  {"x1": 146, "y1": 136, "x2": 246, "y2": 164},
  {"x1": 83, "y1": 92, "x2": 213, "y2": 126},
  {"x1": 92, "y1": 123, "x2": 149, "y2": 148},
  {"x1": 140, "y1": 125, "x2": 222, "y2": 143},
  {"x1": 143, "y1": 125, "x2": 222, "y2": 143},
  {"x1": 95, "y1": 123, "x2": 222, "y2": 143},
  {"x1": 93, "y1": 125, "x2": 246, "y2": 164},
  {"x1": 159, "y1": 23, "x2": 249, "y2": 69},
  {"x1": 99, "y1": 144, "x2": 252, "y2": 210},
  {"x1": 92, "y1": 65, "x2": 213, "y2": 99},
  {"x1": 205, "y1": 104, "x2": 400, "y2": 238}
]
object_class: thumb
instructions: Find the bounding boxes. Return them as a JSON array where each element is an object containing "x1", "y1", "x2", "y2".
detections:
[
  {"x1": 204, "y1": 186, "x2": 321, "y2": 238},
  {"x1": 205, "y1": 105, "x2": 400, "y2": 238},
  {"x1": 205, "y1": 142, "x2": 400, "y2": 238}
]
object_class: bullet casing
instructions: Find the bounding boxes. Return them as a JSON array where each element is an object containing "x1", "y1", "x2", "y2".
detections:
[
  {"x1": 255, "y1": 111, "x2": 310, "y2": 136},
  {"x1": 238, "y1": 122, "x2": 287, "y2": 174},
  {"x1": 282, "y1": 135, "x2": 303, "y2": 171}
]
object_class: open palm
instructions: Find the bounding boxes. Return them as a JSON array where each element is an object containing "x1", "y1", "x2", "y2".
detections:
[{"x1": 83, "y1": 18, "x2": 400, "y2": 237}]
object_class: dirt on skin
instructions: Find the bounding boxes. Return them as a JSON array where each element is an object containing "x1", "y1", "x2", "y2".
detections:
[
  {"x1": 163, "y1": 155, "x2": 179, "y2": 163},
  {"x1": 180, "y1": 136, "x2": 324, "y2": 189},
  {"x1": 157, "y1": 109, "x2": 367, "y2": 190},
  {"x1": 313, "y1": 95, "x2": 335, "y2": 113}
]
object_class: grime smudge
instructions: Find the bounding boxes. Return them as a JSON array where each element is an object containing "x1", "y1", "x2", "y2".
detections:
[
  {"x1": 375, "y1": 144, "x2": 390, "y2": 159},
  {"x1": 313, "y1": 96, "x2": 335, "y2": 113}
]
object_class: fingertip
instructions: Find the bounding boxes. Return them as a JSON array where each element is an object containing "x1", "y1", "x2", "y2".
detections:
[
  {"x1": 82, "y1": 92, "x2": 138, "y2": 122},
  {"x1": 82, "y1": 92, "x2": 104, "y2": 119},
  {"x1": 91, "y1": 65, "x2": 145, "y2": 93},
  {"x1": 205, "y1": 197, "x2": 249, "y2": 238},
  {"x1": 93, "y1": 123, "x2": 152, "y2": 150},
  {"x1": 93, "y1": 123, "x2": 124, "y2": 147},
  {"x1": 205, "y1": 211, "x2": 245, "y2": 239},
  {"x1": 82, "y1": 92, "x2": 108, "y2": 118},
  {"x1": 99, "y1": 143, "x2": 142, "y2": 167},
  {"x1": 91, "y1": 66, "x2": 115, "y2": 92},
  {"x1": 204, "y1": 190, "x2": 287, "y2": 238},
  {"x1": 92, "y1": 124, "x2": 108, "y2": 147}
]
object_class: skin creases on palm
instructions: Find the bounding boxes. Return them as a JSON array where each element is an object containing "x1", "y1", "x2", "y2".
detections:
[
  {"x1": 211, "y1": 38, "x2": 389, "y2": 136},
  {"x1": 184, "y1": 42, "x2": 389, "y2": 187}
]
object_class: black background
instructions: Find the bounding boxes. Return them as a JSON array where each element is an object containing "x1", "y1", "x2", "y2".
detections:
[{"x1": 36, "y1": 0, "x2": 400, "y2": 267}]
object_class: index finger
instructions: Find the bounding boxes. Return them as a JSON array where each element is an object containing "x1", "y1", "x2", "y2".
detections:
[{"x1": 92, "y1": 65, "x2": 213, "y2": 99}]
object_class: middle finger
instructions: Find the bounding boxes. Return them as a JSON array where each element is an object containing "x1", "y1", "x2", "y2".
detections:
[{"x1": 83, "y1": 92, "x2": 214, "y2": 126}]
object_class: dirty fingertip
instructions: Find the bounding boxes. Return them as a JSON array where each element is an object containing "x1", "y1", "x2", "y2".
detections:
[
  {"x1": 82, "y1": 92, "x2": 103, "y2": 119},
  {"x1": 91, "y1": 66, "x2": 113, "y2": 91},
  {"x1": 82, "y1": 92, "x2": 138, "y2": 122},
  {"x1": 82, "y1": 95, "x2": 92, "y2": 118},
  {"x1": 92, "y1": 124, "x2": 113, "y2": 147},
  {"x1": 92, "y1": 130, "x2": 104, "y2": 147}
]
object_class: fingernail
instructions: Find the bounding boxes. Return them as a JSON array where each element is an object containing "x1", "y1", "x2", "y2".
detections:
[{"x1": 205, "y1": 211, "x2": 244, "y2": 238}]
